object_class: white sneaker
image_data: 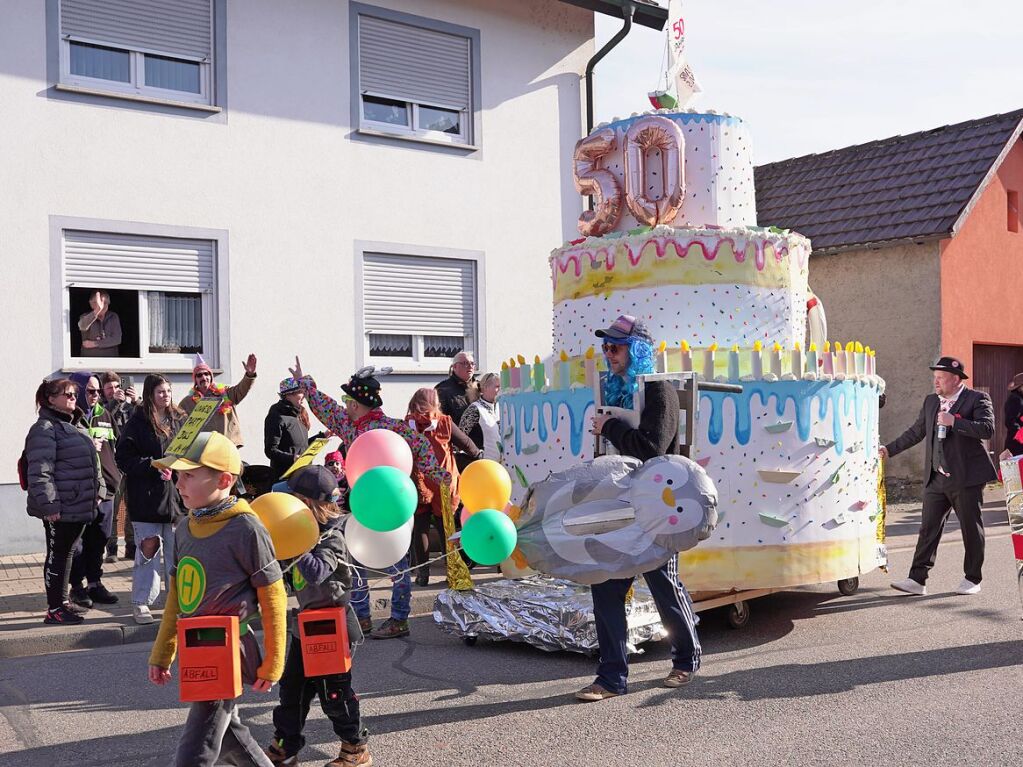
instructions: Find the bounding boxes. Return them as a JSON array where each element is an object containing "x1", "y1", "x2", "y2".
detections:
[
  {"x1": 890, "y1": 578, "x2": 927, "y2": 596},
  {"x1": 133, "y1": 605, "x2": 154, "y2": 625},
  {"x1": 956, "y1": 578, "x2": 981, "y2": 595}
]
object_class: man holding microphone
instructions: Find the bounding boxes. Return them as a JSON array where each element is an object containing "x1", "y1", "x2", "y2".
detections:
[{"x1": 881, "y1": 356, "x2": 997, "y2": 596}]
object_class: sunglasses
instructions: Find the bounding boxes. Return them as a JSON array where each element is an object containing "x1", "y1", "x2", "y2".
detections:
[
  {"x1": 61, "y1": 391, "x2": 77, "y2": 399},
  {"x1": 602, "y1": 343, "x2": 627, "y2": 354},
  {"x1": 86, "y1": 388, "x2": 101, "y2": 394}
]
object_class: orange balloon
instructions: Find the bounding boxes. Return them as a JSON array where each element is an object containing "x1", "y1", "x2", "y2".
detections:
[
  {"x1": 459, "y1": 459, "x2": 512, "y2": 514},
  {"x1": 250, "y1": 492, "x2": 319, "y2": 559}
]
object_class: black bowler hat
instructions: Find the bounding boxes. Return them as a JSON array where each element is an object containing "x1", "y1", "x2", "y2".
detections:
[
  {"x1": 929, "y1": 356, "x2": 968, "y2": 379},
  {"x1": 341, "y1": 365, "x2": 391, "y2": 408}
]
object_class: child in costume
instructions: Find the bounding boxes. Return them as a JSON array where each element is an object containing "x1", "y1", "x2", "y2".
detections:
[
  {"x1": 289, "y1": 358, "x2": 451, "y2": 639},
  {"x1": 265, "y1": 465, "x2": 370, "y2": 767},
  {"x1": 148, "y1": 431, "x2": 287, "y2": 767}
]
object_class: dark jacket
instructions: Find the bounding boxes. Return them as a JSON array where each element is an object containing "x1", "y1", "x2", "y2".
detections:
[
  {"x1": 115, "y1": 408, "x2": 185, "y2": 524},
  {"x1": 886, "y1": 387, "x2": 998, "y2": 488},
  {"x1": 24, "y1": 406, "x2": 102, "y2": 523},
  {"x1": 264, "y1": 398, "x2": 310, "y2": 480},
  {"x1": 435, "y1": 374, "x2": 477, "y2": 427},
  {"x1": 287, "y1": 516, "x2": 351, "y2": 636},
  {"x1": 82, "y1": 403, "x2": 120, "y2": 501},
  {"x1": 1004, "y1": 390, "x2": 1023, "y2": 456},
  {"x1": 601, "y1": 380, "x2": 680, "y2": 461},
  {"x1": 102, "y1": 398, "x2": 135, "y2": 432}
]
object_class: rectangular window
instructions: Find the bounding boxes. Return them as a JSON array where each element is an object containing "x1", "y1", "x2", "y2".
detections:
[
  {"x1": 1009, "y1": 189, "x2": 1020, "y2": 234},
  {"x1": 59, "y1": 0, "x2": 213, "y2": 105},
  {"x1": 362, "y1": 253, "x2": 476, "y2": 372},
  {"x1": 63, "y1": 230, "x2": 217, "y2": 366},
  {"x1": 356, "y1": 10, "x2": 474, "y2": 146}
]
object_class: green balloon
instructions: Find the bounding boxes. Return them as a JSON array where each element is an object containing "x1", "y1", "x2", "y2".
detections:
[
  {"x1": 461, "y1": 509, "x2": 518, "y2": 566},
  {"x1": 349, "y1": 466, "x2": 417, "y2": 532}
]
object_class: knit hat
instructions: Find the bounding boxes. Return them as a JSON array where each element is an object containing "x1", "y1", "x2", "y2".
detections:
[
  {"x1": 341, "y1": 366, "x2": 391, "y2": 409},
  {"x1": 279, "y1": 376, "x2": 302, "y2": 395},
  {"x1": 287, "y1": 465, "x2": 340, "y2": 502},
  {"x1": 192, "y1": 353, "x2": 213, "y2": 384},
  {"x1": 324, "y1": 450, "x2": 344, "y2": 465}
]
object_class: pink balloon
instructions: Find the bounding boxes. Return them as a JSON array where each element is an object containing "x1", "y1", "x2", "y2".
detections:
[{"x1": 346, "y1": 429, "x2": 414, "y2": 484}]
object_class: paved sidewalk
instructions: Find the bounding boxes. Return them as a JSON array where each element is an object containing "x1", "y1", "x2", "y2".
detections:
[{"x1": 0, "y1": 549, "x2": 500, "y2": 659}]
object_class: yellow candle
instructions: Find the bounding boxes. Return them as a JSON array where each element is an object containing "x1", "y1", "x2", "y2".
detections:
[{"x1": 680, "y1": 340, "x2": 692, "y2": 372}]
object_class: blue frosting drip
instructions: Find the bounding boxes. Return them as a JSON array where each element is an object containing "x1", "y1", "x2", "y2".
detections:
[
  {"x1": 500, "y1": 388, "x2": 595, "y2": 456},
  {"x1": 604, "y1": 111, "x2": 744, "y2": 131},
  {"x1": 701, "y1": 379, "x2": 879, "y2": 456}
]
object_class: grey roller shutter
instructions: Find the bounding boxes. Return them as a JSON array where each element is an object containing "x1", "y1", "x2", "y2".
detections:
[
  {"x1": 358, "y1": 14, "x2": 471, "y2": 111},
  {"x1": 64, "y1": 231, "x2": 215, "y2": 293},
  {"x1": 61, "y1": 0, "x2": 212, "y2": 60},
  {"x1": 363, "y1": 254, "x2": 475, "y2": 336}
]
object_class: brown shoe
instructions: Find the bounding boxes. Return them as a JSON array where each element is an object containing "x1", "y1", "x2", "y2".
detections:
[
  {"x1": 574, "y1": 683, "x2": 619, "y2": 702},
  {"x1": 358, "y1": 617, "x2": 373, "y2": 634},
  {"x1": 325, "y1": 741, "x2": 372, "y2": 766},
  {"x1": 663, "y1": 669, "x2": 695, "y2": 688},
  {"x1": 264, "y1": 740, "x2": 298, "y2": 765},
  {"x1": 371, "y1": 618, "x2": 410, "y2": 639}
]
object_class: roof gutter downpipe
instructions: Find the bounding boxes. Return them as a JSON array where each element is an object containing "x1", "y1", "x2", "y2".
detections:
[{"x1": 585, "y1": 3, "x2": 634, "y2": 135}]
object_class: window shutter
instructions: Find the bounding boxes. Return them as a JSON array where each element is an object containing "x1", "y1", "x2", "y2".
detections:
[
  {"x1": 358, "y1": 14, "x2": 471, "y2": 111},
  {"x1": 363, "y1": 254, "x2": 475, "y2": 336},
  {"x1": 60, "y1": 0, "x2": 212, "y2": 60},
  {"x1": 64, "y1": 231, "x2": 215, "y2": 293}
]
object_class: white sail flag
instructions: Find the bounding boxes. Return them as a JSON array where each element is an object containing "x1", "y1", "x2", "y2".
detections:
[{"x1": 664, "y1": 0, "x2": 701, "y2": 108}]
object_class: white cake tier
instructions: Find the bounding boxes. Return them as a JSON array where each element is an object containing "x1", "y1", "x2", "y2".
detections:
[
  {"x1": 499, "y1": 377, "x2": 886, "y2": 591},
  {"x1": 550, "y1": 226, "x2": 811, "y2": 356},
  {"x1": 587, "y1": 110, "x2": 756, "y2": 232}
]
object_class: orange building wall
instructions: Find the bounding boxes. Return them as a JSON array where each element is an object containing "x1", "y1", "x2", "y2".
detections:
[{"x1": 940, "y1": 139, "x2": 1023, "y2": 369}]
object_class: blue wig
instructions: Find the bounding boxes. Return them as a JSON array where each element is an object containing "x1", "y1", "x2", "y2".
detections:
[{"x1": 602, "y1": 337, "x2": 655, "y2": 408}]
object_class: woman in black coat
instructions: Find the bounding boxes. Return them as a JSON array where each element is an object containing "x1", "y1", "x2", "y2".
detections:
[
  {"x1": 1004, "y1": 374, "x2": 1023, "y2": 458},
  {"x1": 264, "y1": 377, "x2": 311, "y2": 481},
  {"x1": 24, "y1": 378, "x2": 101, "y2": 625},
  {"x1": 114, "y1": 374, "x2": 186, "y2": 625}
]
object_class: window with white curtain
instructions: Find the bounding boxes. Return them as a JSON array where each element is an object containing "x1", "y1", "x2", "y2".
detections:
[
  {"x1": 58, "y1": 0, "x2": 214, "y2": 105},
  {"x1": 355, "y1": 8, "x2": 475, "y2": 146},
  {"x1": 361, "y1": 253, "x2": 477, "y2": 372},
  {"x1": 64, "y1": 230, "x2": 217, "y2": 365}
]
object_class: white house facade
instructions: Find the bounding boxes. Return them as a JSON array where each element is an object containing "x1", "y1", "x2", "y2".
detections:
[{"x1": 0, "y1": 0, "x2": 596, "y2": 554}]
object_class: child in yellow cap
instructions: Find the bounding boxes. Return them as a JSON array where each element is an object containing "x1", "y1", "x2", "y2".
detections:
[{"x1": 148, "y1": 431, "x2": 287, "y2": 767}]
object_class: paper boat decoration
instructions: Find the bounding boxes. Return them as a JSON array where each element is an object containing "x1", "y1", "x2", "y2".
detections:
[
  {"x1": 758, "y1": 512, "x2": 790, "y2": 528},
  {"x1": 813, "y1": 436, "x2": 836, "y2": 448},
  {"x1": 757, "y1": 469, "x2": 802, "y2": 483},
  {"x1": 764, "y1": 421, "x2": 793, "y2": 434},
  {"x1": 848, "y1": 499, "x2": 869, "y2": 511}
]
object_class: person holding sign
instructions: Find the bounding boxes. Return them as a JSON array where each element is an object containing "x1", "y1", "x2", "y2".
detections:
[
  {"x1": 180, "y1": 353, "x2": 258, "y2": 447},
  {"x1": 115, "y1": 375, "x2": 187, "y2": 625},
  {"x1": 289, "y1": 357, "x2": 451, "y2": 640},
  {"x1": 264, "y1": 377, "x2": 311, "y2": 481},
  {"x1": 147, "y1": 431, "x2": 287, "y2": 767}
]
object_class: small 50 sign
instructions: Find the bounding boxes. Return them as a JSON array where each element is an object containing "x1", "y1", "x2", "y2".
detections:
[{"x1": 573, "y1": 115, "x2": 686, "y2": 237}]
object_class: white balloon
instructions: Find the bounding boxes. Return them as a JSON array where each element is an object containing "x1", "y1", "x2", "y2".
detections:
[{"x1": 345, "y1": 516, "x2": 413, "y2": 569}]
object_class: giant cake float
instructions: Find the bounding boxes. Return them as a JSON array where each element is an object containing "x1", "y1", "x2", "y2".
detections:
[{"x1": 497, "y1": 109, "x2": 887, "y2": 592}]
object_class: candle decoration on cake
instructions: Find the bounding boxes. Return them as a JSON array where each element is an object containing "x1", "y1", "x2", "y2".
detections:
[
  {"x1": 844, "y1": 342, "x2": 855, "y2": 374},
  {"x1": 702, "y1": 343, "x2": 717, "y2": 380},
  {"x1": 750, "y1": 340, "x2": 764, "y2": 378},
  {"x1": 519, "y1": 353, "x2": 531, "y2": 391},
  {"x1": 806, "y1": 343, "x2": 818, "y2": 377},
  {"x1": 833, "y1": 342, "x2": 845, "y2": 376},
  {"x1": 500, "y1": 361, "x2": 510, "y2": 389},
  {"x1": 558, "y1": 349, "x2": 571, "y2": 389},
  {"x1": 728, "y1": 344, "x2": 740, "y2": 380},
  {"x1": 533, "y1": 354, "x2": 545, "y2": 391},
  {"x1": 680, "y1": 340, "x2": 692, "y2": 372},
  {"x1": 657, "y1": 340, "x2": 669, "y2": 373},
  {"x1": 791, "y1": 341, "x2": 804, "y2": 378},
  {"x1": 822, "y1": 341, "x2": 834, "y2": 376},
  {"x1": 585, "y1": 346, "x2": 601, "y2": 404},
  {"x1": 866, "y1": 347, "x2": 876, "y2": 376},
  {"x1": 854, "y1": 341, "x2": 865, "y2": 375},
  {"x1": 509, "y1": 357, "x2": 522, "y2": 389},
  {"x1": 770, "y1": 342, "x2": 783, "y2": 378}
]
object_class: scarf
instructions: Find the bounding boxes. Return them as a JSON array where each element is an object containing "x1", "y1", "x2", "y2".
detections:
[
  {"x1": 191, "y1": 495, "x2": 238, "y2": 519},
  {"x1": 189, "y1": 381, "x2": 233, "y2": 415}
]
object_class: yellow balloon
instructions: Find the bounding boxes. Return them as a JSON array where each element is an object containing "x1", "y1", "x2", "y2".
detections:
[
  {"x1": 459, "y1": 459, "x2": 512, "y2": 514},
  {"x1": 250, "y1": 492, "x2": 319, "y2": 559}
]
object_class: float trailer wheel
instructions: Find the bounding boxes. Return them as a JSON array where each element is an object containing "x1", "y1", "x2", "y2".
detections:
[{"x1": 837, "y1": 577, "x2": 859, "y2": 596}]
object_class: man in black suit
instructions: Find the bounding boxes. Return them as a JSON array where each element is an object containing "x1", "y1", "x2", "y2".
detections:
[{"x1": 881, "y1": 356, "x2": 997, "y2": 596}]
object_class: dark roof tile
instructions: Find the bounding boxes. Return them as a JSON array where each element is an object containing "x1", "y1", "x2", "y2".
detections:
[{"x1": 755, "y1": 109, "x2": 1023, "y2": 252}]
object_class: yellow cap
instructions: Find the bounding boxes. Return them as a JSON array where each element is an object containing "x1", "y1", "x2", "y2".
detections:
[{"x1": 153, "y1": 431, "x2": 242, "y2": 475}]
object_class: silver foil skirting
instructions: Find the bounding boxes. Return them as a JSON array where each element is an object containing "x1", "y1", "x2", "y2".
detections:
[{"x1": 432, "y1": 576, "x2": 667, "y2": 654}]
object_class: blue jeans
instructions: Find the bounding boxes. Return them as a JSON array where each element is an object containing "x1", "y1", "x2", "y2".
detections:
[
  {"x1": 131, "y1": 521, "x2": 174, "y2": 607},
  {"x1": 590, "y1": 556, "x2": 701, "y2": 694},
  {"x1": 351, "y1": 556, "x2": 411, "y2": 621}
]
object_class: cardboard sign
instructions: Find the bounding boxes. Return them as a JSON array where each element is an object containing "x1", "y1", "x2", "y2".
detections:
[
  {"x1": 298, "y1": 606, "x2": 351, "y2": 676},
  {"x1": 281, "y1": 437, "x2": 331, "y2": 479},
  {"x1": 177, "y1": 615, "x2": 242, "y2": 702},
  {"x1": 166, "y1": 397, "x2": 223, "y2": 457}
]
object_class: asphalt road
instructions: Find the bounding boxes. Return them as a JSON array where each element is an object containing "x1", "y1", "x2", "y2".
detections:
[{"x1": 1, "y1": 533, "x2": 1021, "y2": 767}]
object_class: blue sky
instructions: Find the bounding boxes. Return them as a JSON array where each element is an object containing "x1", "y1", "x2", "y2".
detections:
[{"x1": 595, "y1": 1, "x2": 1023, "y2": 164}]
